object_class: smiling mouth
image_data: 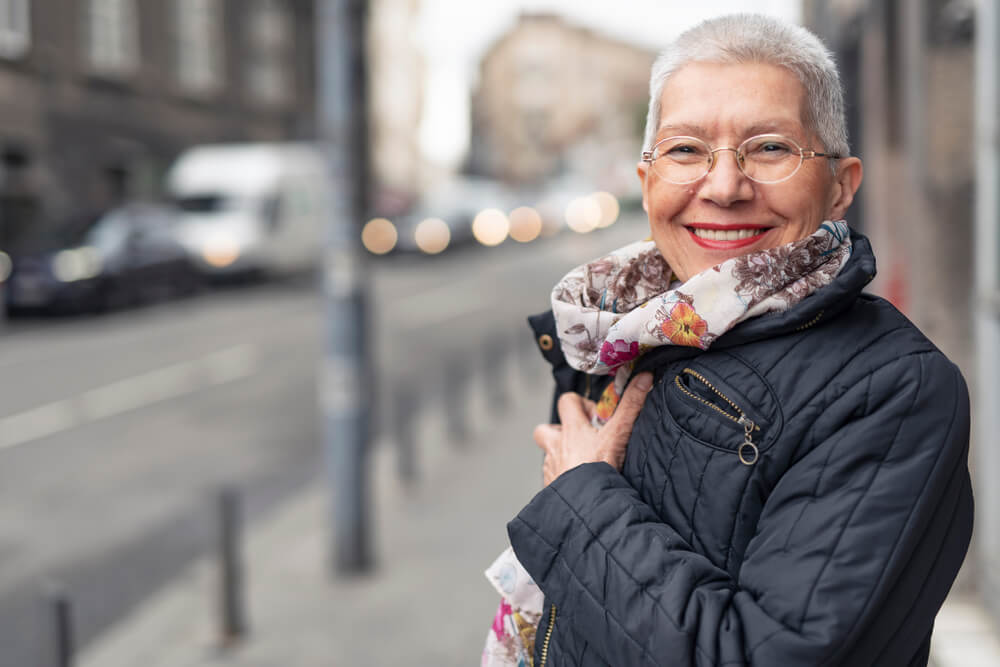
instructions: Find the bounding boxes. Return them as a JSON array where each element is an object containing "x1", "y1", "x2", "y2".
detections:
[
  {"x1": 686, "y1": 225, "x2": 772, "y2": 248},
  {"x1": 689, "y1": 227, "x2": 764, "y2": 241}
]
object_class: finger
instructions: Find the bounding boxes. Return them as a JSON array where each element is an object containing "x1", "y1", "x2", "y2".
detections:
[
  {"x1": 533, "y1": 423, "x2": 561, "y2": 449},
  {"x1": 580, "y1": 397, "x2": 598, "y2": 422},
  {"x1": 556, "y1": 391, "x2": 591, "y2": 426},
  {"x1": 607, "y1": 372, "x2": 654, "y2": 433}
]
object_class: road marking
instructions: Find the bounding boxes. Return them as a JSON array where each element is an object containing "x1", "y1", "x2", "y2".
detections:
[
  {"x1": 397, "y1": 300, "x2": 486, "y2": 331},
  {"x1": 0, "y1": 344, "x2": 260, "y2": 453},
  {"x1": 389, "y1": 281, "x2": 467, "y2": 313},
  {"x1": 390, "y1": 281, "x2": 489, "y2": 331}
]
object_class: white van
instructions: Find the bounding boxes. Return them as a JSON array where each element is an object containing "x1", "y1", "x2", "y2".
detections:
[{"x1": 166, "y1": 143, "x2": 331, "y2": 277}]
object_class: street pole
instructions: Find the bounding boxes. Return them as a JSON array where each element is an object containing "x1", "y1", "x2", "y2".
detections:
[
  {"x1": 0, "y1": 251, "x2": 9, "y2": 331},
  {"x1": 316, "y1": 0, "x2": 374, "y2": 574},
  {"x1": 974, "y1": 0, "x2": 1000, "y2": 617}
]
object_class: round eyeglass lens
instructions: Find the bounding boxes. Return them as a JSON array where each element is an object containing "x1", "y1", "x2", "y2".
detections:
[
  {"x1": 650, "y1": 136, "x2": 713, "y2": 184},
  {"x1": 737, "y1": 135, "x2": 803, "y2": 183}
]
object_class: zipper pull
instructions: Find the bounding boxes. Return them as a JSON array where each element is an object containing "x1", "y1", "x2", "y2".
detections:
[{"x1": 737, "y1": 415, "x2": 759, "y2": 465}]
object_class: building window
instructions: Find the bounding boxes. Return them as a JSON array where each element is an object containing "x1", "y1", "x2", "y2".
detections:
[
  {"x1": 175, "y1": 0, "x2": 223, "y2": 92},
  {"x1": 245, "y1": 0, "x2": 292, "y2": 104},
  {"x1": 0, "y1": 0, "x2": 31, "y2": 59},
  {"x1": 85, "y1": 0, "x2": 139, "y2": 74}
]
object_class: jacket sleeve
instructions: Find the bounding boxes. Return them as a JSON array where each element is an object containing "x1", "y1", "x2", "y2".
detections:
[{"x1": 507, "y1": 351, "x2": 973, "y2": 666}]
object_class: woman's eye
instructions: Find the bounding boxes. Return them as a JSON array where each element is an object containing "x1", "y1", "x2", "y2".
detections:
[
  {"x1": 748, "y1": 140, "x2": 793, "y2": 155},
  {"x1": 664, "y1": 144, "x2": 704, "y2": 157}
]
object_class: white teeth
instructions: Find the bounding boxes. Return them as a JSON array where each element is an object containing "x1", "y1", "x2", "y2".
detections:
[{"x1": 690, "y1": 228, "x2": 765, "y2": 241}]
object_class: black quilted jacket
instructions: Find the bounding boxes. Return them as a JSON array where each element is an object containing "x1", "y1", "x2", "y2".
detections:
[{"x1": 511, "y1": 231, "x2": 973, "y2": 666}]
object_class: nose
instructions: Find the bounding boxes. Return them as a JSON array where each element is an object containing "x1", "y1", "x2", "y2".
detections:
[{"x1": 699, "y1": 148, "x2": 754, "y2": 206}]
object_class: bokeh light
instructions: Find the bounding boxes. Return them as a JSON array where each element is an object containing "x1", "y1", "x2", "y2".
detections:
[
  {"x1": 362, "y1": 217, "x2": 398, "y2": 255},
  {"x1": 508, "y1": 206, "x2": 543, "y2": 243},
  {"x1": 472, "y1": 208, "x2": 510, "y2": 246},
  {"x1": 565, "y1": 196, "x2": 602, "y2": 233},
  {"x1": 52, "y1": 247, "x2": 103, "y2": 282},
  {"x1": 202, "y1": 239, "x2": 241, "y2": 268},
  {"x1": 592, "y1": 191, "x2": 620, "y2": 228},
  {"x1": 414, "y1": 217, "x2": 451, "y2": 254}
]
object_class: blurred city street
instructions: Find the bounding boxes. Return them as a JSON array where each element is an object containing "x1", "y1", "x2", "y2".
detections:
[{"x1": 0, "y1": 213, "x2": 647, "y2": 666}]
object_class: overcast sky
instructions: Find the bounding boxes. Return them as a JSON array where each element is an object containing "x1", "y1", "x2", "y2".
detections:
[{"x1": 414, "y1": 1, "x2": 802, "y2": 166}]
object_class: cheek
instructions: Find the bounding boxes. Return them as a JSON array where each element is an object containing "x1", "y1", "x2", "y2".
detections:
[
  {"x1": 766, "y1": 184, "x2": 827, "y2": 230},
  {"x1": 646, "y1": 184, "x2": 694, "y2": 222}
]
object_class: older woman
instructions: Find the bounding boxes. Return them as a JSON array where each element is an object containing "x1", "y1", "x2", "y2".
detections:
[{"x1": 500, "y1": 14, "x2": 973, "y2": 667}]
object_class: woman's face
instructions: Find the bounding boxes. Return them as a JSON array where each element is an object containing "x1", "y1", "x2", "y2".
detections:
[{"x1": 637, "y1": 62, "x2": 862, "y2": 283}]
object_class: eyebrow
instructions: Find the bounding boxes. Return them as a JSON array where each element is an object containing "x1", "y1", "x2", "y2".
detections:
[{"x1": 658, "y1": 120, "x2": 803, "y2": 139}]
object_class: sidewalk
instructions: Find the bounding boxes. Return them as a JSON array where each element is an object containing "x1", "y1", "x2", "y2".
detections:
[
  {"x1": 78, "y1": 355, "x2": 1000, "y2": 666},
  {"x1": 81, "y1": 353, "x2": 548, "y2": 667},
  {"x1": 930, "y1": 591, "x2": 1000, "y2": 667}
]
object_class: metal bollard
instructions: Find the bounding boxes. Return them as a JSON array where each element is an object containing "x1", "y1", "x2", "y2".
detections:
[
  {"x1": 48, "y1": 585, "x2": 74, "y2": 667},
  {"x1": 484, "y1": 337, "x2": 510, "y2": 416},
  {"x1": 218, "y1": 487, "x2": 247, "y2": 644},
  {"x1": 394, "y1": 384, "x2": 418, "y2": 483},
  {"x1": 443, "y1": 360, "x2": 469, "y2": 446},
  {"x1": 518, "y1": 328, "x2": 541, "y2": 387}
]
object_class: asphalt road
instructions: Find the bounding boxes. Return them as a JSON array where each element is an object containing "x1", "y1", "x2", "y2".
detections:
[{"x1": 0, "y1": 214, "x2": 647, "y2": 666}]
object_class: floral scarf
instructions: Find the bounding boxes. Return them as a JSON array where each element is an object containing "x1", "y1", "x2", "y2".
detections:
[
  {"x1": 481, "y1": 547, "x2": 544, "y2": 667},
  {"x1": 552, "y1": 220, "x2": 852, "y2": 423}
]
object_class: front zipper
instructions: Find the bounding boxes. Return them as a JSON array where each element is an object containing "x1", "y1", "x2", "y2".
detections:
[
  {"x1": 674, "y1": 368, "x2": 760, "y2": 465},
  {"x1": 538, "y1": 603, "x2": 556, "y2": 667},
  {"x1": 795, "y1": 309, "x2": 825, "y2": 331}
]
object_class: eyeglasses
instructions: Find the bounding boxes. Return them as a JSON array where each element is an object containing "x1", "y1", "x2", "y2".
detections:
[{"x1": 641, "y1": 134, "x2": 841, "y2": 185}]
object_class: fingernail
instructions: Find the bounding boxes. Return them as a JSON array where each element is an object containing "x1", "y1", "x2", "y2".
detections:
[{"x1": 635, "y1": 373, "x2": 653, "y2": 391}]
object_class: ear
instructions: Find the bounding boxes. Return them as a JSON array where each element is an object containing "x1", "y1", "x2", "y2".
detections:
[
  {"x1": 826, "y1": 157, "x2": 863, "y2": 221},
  {"x1": 637, "y1": 161, "x2": 650, "y2": 214}
]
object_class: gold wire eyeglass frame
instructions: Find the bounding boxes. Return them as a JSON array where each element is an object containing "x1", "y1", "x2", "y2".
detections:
[{"x1": 640, "y1": 134, "x2": 841, "y2": 185}]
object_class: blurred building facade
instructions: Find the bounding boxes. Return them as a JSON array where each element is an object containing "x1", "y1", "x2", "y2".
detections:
[
  {"x1": 468, "y1": 13, "x2": 654, "y2": 191},
  {"x1": 366, "y1": 0, "x2": 424, "y2": 217},
  {"x1": 803, "y1": 0, "x2": 1000, "y2": 633},
  {"x1": 804, "y1": 0, "x2": 975, "y2": 367},
  {"x1": 0, "y1": 0, "x2": 317, "y2": 246}
]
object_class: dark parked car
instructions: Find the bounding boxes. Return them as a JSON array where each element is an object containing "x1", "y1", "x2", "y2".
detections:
[{"x1": 3, "y1": 203, "x2": 199, "y2": 315}]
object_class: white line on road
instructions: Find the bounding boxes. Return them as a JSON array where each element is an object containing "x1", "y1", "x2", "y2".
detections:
[
  {"x1": 0, "y1": 344, "x2": 260, "y2": 453},
  {"x1": 390, "y1": 281, "x2": 489, "y2": 331},
  {"x1": 397, "y1": 300, "x2": 486, "y2": 331}
]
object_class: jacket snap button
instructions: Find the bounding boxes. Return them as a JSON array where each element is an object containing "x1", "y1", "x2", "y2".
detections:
[{"x1": 538, "y1": 334, "x2": 554, "y2": 351}]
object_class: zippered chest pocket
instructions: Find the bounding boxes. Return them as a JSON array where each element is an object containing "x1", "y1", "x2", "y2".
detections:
[{"x1": 664, "y1": 356, "x2": 784, "y2": 463}]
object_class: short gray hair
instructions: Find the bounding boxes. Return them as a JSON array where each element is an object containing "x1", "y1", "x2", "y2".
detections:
[{"x1": 642, "y1": 14, "x2": 849, "y2": 158}]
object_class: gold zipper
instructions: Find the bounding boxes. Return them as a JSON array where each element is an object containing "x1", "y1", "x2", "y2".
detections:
[
  {"x1": 674, "y1": 368, "x2": 760, "y2": 465},
  {"x1": 795, "y1": 309, "x2": 824, "y2": 331},
  {"x1": 538, "y1": 603, "x2": 556, "y2": 667}
]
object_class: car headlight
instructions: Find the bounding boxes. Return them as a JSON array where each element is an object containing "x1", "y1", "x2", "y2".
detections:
[
  {"x1": 52, "y1": 247, "x2": 103, "y2": 282},
  {"x1": 202, "y1": 238, "x2": 241, "y2": 268}
]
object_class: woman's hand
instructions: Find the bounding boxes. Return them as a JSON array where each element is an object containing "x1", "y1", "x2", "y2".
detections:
[{"x1": 533, "y1": 373, "x2": 654, "y2": 486}]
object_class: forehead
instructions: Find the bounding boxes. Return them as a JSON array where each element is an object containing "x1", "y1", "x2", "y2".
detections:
[{"x1": 657, "y1": 62, "x2": 809, "y2": 139}]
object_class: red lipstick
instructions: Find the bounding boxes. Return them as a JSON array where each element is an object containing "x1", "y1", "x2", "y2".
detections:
[{"x1": 685, "y1": 223, "x2": 772, "y2": 250}]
